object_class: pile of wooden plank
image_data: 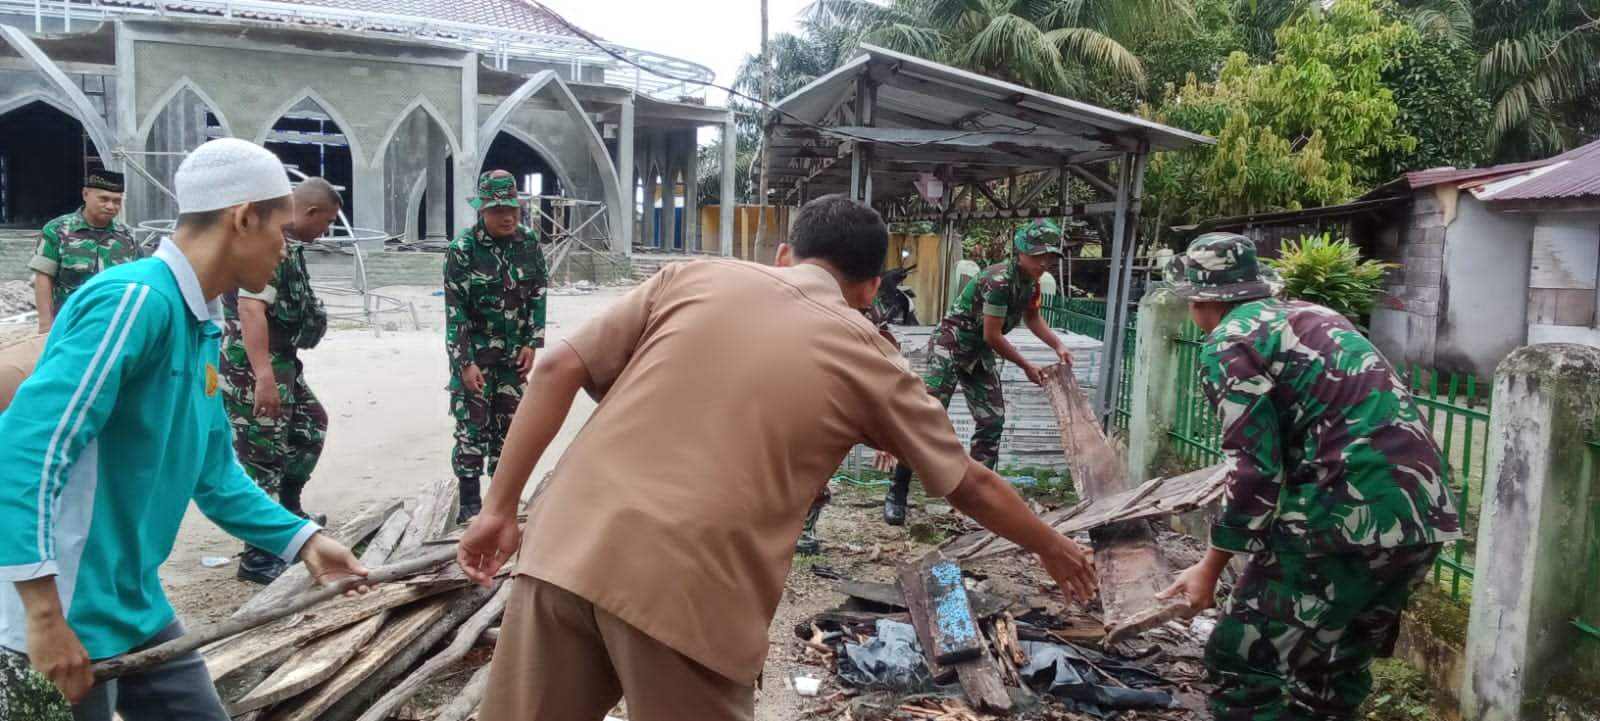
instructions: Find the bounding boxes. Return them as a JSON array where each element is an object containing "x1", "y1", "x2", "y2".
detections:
[{"x1": 92, "y1": 479, "x2": 513, "y2": 721}]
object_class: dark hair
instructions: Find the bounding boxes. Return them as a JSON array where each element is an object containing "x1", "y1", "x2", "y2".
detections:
[
  {"x1": 176, "y1": 195, "x2": 292, "y2": 233},
  {"x1": 788, "y1": 194, "x2": 887, "y2": 283},
  {"x1": 293, "y1": 177, "x2": 342, "y2": 209}
]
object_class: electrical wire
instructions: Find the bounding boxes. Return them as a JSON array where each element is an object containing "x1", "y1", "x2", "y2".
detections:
[{"x1": 534, "y1": 4, "x2": 1040, "y2": 150}]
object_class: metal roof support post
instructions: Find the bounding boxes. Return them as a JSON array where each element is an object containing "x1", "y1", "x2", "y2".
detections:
[
  {"x1": 1098, "y1": 150, "x2": 1150, "y2": 432},
  {"x1": 1098, "y1": 152, "x2": 1136, "y2": 427}
]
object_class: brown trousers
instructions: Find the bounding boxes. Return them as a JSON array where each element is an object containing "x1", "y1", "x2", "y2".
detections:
[
  {"x1": 480, "y1": 576, "x2": 755, "y2": 721},
  {"x1": 0, "y1": 333, "x2": 48, "y2": 413}
]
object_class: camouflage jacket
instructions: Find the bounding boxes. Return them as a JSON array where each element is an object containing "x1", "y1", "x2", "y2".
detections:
[
  {"x1": 1200, "y1": 298, "x2": 1464, "y2": 555},
  {"x1": 931, "y1": 261, "x2": 1039, "y2": 369},
  {"x1": 28, "y1": 208, "x2": 140, "y2": 309},
  {"x1": 221, "y1": 232, "x2": 327, "y2": 359},
  {"x1": 444, "y1": 221, "x2": 548, "y2": 373},
  {"x1": 863, "y1": 296, "x2": 896, "y2": 346}
]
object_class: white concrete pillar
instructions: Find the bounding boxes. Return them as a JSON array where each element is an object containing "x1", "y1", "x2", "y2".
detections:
[
  {"x1": 1125, "y1": 287, "x2": 1190, "y2": 489},
  {"x1": 617, "y1": 95, "x2": 636, "y2": 254},
  {"x1": 453, "y1": 153, "x2": 479, "y2": 237},
  {"x1": 425, "y1": 154, "x2": 448, "y2": 240},
  {"x1": 351, "y1": 159, "x2": 387, "y2": 250},
  {"x1": 682, "y1": 131, "x2": 700, "y2": 253},
  {"x1": 1463, "y1": 343, "x2": 1600, "y2": 721}
]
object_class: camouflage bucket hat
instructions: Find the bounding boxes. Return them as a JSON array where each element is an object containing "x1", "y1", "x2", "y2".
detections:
[
  {"x1": 1166, "y1": 232, "x2": 1283, "y2": 302},
  {"x1": 1012, "y1": 219, "x2": 1064, "y2": 256},
  {"x1": 469, "y1": 172, "x2": 520, "y2": 210}
]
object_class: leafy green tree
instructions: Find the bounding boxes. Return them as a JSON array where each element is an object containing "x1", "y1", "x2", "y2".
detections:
[
  {"x1": 1468, "y1": 0, "x2": 1600, "y2": 160},
  {"x1": 1140, "y1": 0, "x2": 1415, "y2": 230},
  {"x1": 1377, "y1": 21, "x2": 1490, "y2": 180}
]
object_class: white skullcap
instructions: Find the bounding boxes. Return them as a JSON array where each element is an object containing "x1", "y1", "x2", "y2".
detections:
[{"x1": 175, "y1": 138, "x2": 293, "y2": 214}]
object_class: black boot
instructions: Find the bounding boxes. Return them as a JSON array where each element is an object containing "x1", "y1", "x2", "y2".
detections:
[
  {"x1": 236, "y1": 544, "x2": 288, "y2": 585},
  {"x1": 278, "y1": 481, "x2": 328, "y2": 528},
  {"x1": 883, "y1": 466, "x2": 913, "y2": 526},
  {"x1": 457, "y1": 477, "x2": 482, "y2": 525}
]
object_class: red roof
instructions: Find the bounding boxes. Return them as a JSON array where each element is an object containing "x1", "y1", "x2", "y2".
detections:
[
  {"x1": 103, "y1": 0, "x2": 590, "y2": 37},
  {"x1": 1393, "y1": 138, "x2": 1600, "y2": 205},
  {"x1": 1481, "y1": 139, "x2": 1600, "y2": 204}
]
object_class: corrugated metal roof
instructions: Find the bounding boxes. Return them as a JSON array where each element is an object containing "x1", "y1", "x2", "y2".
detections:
[
  {"x1": 762, "y1": 45, "x2": 1212, "y2": 201},
  {"x1": 101, "y1": 0, "x2": 588, "y2": 38},
  {"x1": 1478, "y1": 138, "x2": 1600, "y2": 204}
]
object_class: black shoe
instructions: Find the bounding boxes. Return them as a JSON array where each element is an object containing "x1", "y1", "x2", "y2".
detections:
[
  {"x1": 795, "y1": 538, "x2": 821, "y2": 556},
  {"x1": 883, "y1": 489, "x2": 909, "y2": 526},
  {"x1": 456, "y1": 477, "x2": 482, "y2": 525},
  {"x1": 236, "y1": 545, "x2": 288, "y2": 585}
]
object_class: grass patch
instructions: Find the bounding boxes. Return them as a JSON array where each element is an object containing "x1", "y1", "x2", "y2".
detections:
[{"x1": 1360, "y1": 658, "x2": 1444, "y2": 721}]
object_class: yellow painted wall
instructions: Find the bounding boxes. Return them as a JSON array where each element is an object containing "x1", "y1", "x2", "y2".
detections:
[
  {"x1": 886, "y1": 233, "x2": 945, "y2": 323},
  {"x1": 699, "y1": 205, "x2": 792, "y2": 261}
]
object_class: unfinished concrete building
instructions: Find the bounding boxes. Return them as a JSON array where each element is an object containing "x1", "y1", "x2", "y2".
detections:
[{"x1": 0, "y1": 0, "x2": 738, "y2": 261}]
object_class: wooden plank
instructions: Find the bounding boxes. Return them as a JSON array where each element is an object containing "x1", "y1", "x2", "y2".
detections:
[
  {"x1": 357, "y1": 509, "x2": 411, "y2": 566},
  {"x1": 202, "y1": 581, "x2": 447, "y2": 683},
  {"x1": 433, "y1": 664, "x2": 491, "y2": 721},
  {"x1": 258, "y1": 592, "x2": 467, "y2": 721},
  {"x1": 1040, "y1": 364, "x2": 1124, "y2": 499},
  {"x1": 352, "y1": 582, "x2": 514, "y2": 721},
  {"x1": 955, "y1": 661, "x2": 1014, "y2": 712},
  {"x1": 920, "y1": 560, "x2": 984, "y2": 665},
  {"x1": 315, "y1": 584, "x2": 499, "y2": 721},
  {"x1": 942, "y1": 463, "x2": 1226, "y2": 561},
  {"x1": 895, "y1": 555, "x2": 952, "y2": 682},
  {"x1": 230, "y1": 499, "x2": 404, "y2": 620},
  {"x1": 97, "y1": 546, "x2": 459, "y2": 682},
  {"x1": 225, "y1": 509, "x2": 415, "y2": 712},
  {"x1": 396, "y1": 478, "x2": 456, "y2": 553},
  {"x1": 226, "y1": 614, "x2": 386, "y2": 714}
]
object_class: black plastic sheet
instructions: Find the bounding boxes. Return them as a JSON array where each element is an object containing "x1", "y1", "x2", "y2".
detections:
[
  {"x1": 1017, "y1": 640, "x2": 1179, "y2": 719},
  {"x1": 836, "y1": 619, "x2": 939, "y2": 693}
]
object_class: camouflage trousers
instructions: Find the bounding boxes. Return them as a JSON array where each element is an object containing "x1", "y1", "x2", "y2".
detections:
[
  {"x1": 1206, "y1": 543, "x2": 1442, "y2": 721},
  {"x1": 450, "y1": 364, "x2": 525, "y2": 482},
  {"x1": 219, "y1": 350, "x2": 327, "y2": 497},
  {"x1": 923, "y1": 348, "x2": 1005, "y2": 468},
  {"x1": 799, "y1": 485, "x2": 833, "y2": 550}
]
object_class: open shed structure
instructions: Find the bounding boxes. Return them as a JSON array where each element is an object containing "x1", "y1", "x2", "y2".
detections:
[{"x1": 759, "y1": 45, "x2": 1212, "y2": 422}]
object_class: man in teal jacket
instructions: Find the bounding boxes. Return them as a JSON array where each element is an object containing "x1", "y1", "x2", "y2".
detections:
[{"x1": 0, "y1": 138, "x2": 367, "y2": 721}]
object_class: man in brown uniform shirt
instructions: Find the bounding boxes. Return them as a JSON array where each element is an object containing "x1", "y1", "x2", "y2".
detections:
[{"x1": 456, "y1": 195, "x2": 1097, "y2": 721}]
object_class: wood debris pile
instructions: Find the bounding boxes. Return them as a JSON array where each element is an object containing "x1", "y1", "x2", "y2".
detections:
[{"x1": 93, "y1": 479, "x2": 513, "y2": 721}]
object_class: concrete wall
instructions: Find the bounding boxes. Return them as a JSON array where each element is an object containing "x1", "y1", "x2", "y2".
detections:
[
  {"x1": 129, "y1": 85, "x2": 211, "y2": 226},
  {"x1": 381, "y1": 108, "x2": 452, "y2": 239},
  {"x1": 1436, "y1": 195, "x2": 1533, "y2": 378}
]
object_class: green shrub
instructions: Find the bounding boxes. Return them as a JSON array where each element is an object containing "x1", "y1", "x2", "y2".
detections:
[{"x1": 1266, "y1": 233, "x2": 1395, "y2": 328}]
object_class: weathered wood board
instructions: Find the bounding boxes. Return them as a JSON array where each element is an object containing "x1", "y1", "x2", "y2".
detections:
[
  {"x1": 396, "y1": 478, "x2": 457, "y2": 554},
  {"x1": 897, "y1": 552, "x2": 1014, "y2": 712},
  {"x1": 942, "y1": 463, "x2": 1226, "y2": 560},
  {"x1": 230, "y1": 499, "x2": 403, "y2": 620}
]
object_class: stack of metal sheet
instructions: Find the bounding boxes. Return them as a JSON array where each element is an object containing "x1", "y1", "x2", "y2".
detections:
[{"x1": 841, "y1": 325, "x2": 1109, "y2": 473}]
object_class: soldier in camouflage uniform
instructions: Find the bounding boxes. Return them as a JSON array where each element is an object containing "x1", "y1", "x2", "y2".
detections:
[
  {"x1": 219, "y1": 178, "x2": 341, "y2": 584},
  {"x1": 28, "y1": 168, "x2": 139, "y2": 334},
  {"x1": 445, "y1": 171, "x2": 548, "y2": 524},
  {"x1": 1156, "y1": 233, "x2": 1463, "y2": 721},
  {"x1": 882, "y1": 220, "x2": 1073, "y2": 526},
  {"x1": 796, "y1": 294, "x2": 899, "y2": 555}
]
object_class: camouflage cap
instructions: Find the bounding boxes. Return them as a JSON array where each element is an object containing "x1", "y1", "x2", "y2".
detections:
[
  {"x1": 1012, "y1": 219, "x2": 1064, "y2": 257},
  {"x1": 469, "y1": 172, "x2": 520, "y2": 210},
  {"x1": 1166, "y1": 232, "x2": 1282, "y2": 302}
]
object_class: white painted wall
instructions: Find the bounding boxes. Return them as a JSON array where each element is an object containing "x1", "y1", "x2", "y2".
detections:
[{"x1": 1438, "y1": 197, "x2": 1534, "y2": 378}]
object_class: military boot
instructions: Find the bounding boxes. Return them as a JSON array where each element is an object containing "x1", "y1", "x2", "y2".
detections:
[
  {"x1": 236, "y1": 544, "x2": 288, "y2": 585},
  {"x1": 278, "y1": 480, "x2": 328, "y2": 528},
  {"x1": 883, "y1": 466, "x2": 913, "y2": 526},
  {"x1": 457, "y1": 477, "x2": 482, "y2": 525},
  {"x1": 796, "y1": 489, "x2": 830, "y2": 556}
]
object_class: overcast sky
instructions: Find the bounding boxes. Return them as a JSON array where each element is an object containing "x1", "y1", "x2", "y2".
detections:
[{"x1": 545, "y1": 0, "x2": 816, "y2": 108}]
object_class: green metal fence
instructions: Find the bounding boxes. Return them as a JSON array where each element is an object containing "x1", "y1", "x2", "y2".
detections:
[
  {"x1": 1400, "y1": 367, "x2": 1489, "y2": 602},
  {"x1": 1170, "y1": 322, "x2": 1225, "y2": 468}
]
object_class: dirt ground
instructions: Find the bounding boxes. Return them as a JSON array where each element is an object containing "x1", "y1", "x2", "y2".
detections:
[{"x1": 149, "y1": 280, "x2": 1211, "y2": 720}]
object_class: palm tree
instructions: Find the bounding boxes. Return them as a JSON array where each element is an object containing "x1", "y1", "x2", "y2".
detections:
[
  {"x1": 805, "y1": 0, "x2": 1198, "y2": 98},
  {"x1": 1470, "y1": 0, "x2": 1600, "y2": 159}
]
